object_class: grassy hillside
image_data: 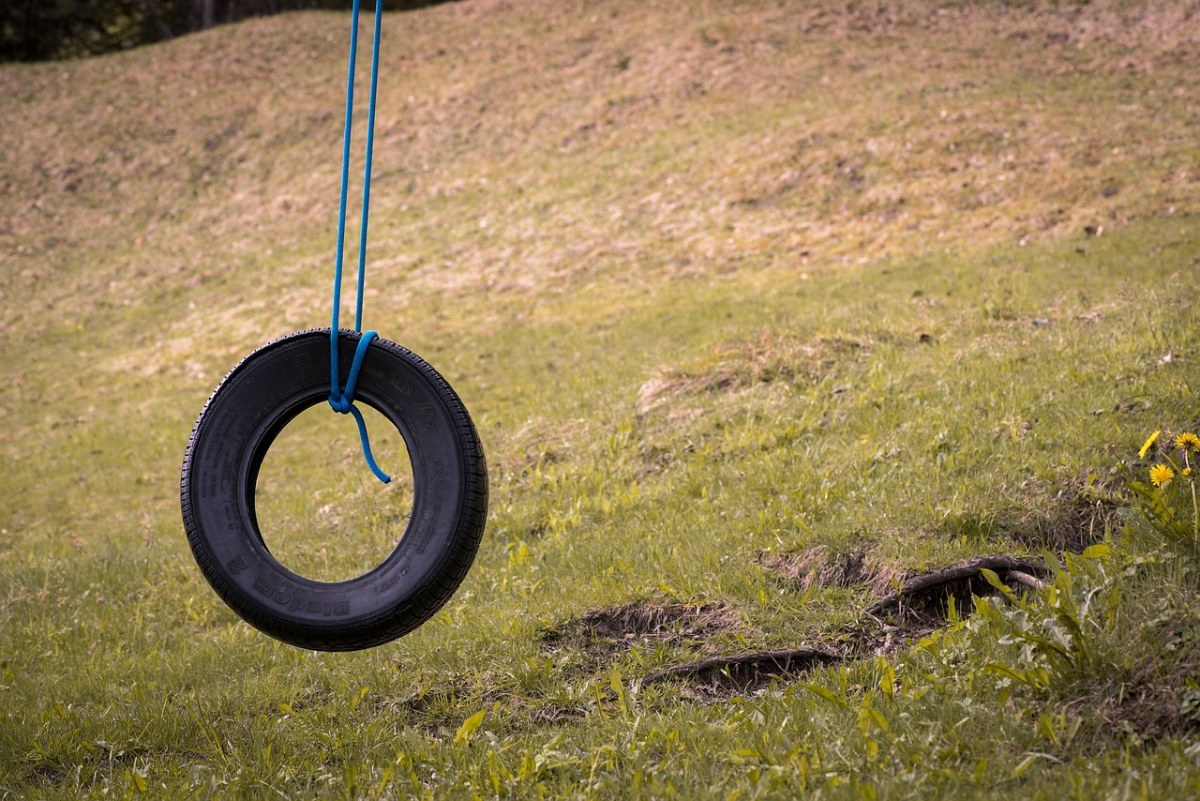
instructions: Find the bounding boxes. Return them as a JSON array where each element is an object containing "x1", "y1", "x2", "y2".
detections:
[{"x1": 2, "y1": 0, "x2": 1200, "y2": 797}]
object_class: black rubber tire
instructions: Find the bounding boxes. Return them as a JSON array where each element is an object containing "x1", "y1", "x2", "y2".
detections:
[{"x1": 180, "y1": 328, "x2": 487, "y2": 651}]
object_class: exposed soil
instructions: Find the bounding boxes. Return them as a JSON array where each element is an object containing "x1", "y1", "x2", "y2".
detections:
[
  {"x1": 541, "y1": 601, "x2": 746, "y2": 660},
  {"x1": 378, "y1": 683, "x2": 477, "y2": 735},
  {"x1": 29, "y1": 765, "x2": 63, "y2": 786},
  {"x1": 635, "y1": 555, "x2": 1047, "y2": 699},
  {"x1": 641, "y1": 647, "x2": 844, "y2": 700},
  {"x1": 1105, "y1": 669, "x2": 1200, "y2": 742}
]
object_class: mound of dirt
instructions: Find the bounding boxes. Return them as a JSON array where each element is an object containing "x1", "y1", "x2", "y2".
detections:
[
  {"x1": 541, "y1": 601, "x2": 746, "y2": 660},
  {"x1": 761, "y1": 546, "x2": 898, "y2": 593}
]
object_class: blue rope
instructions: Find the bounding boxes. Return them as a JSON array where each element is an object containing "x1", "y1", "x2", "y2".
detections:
[
  {"x1": 329, "y1": 0, "x2": 390, "y2": 484},
  {"x1": 355, "y1": 2, "x2": 383, "y2": 333}
]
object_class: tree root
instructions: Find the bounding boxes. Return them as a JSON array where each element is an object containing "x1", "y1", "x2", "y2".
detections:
[
  {"x1": 640, "y1": 647, "x2": 843, "y2": 690},
  {"x1": 639, "y1": 555, "x2": 1049, "y2": 698},
  {"x1": 865, "y1": 555, "x2": 1048, "y2": 616}
]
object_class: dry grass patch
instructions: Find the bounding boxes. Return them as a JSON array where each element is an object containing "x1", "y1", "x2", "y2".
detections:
[
  {"x1": 761, "y1": 545, "x2": 899, "y2": 595},
  {"x1": 637, "y1": 332, "x2": 867, "y2": 414},
  {"x1": 4, "y1": 0, "x2": 1198, "y2": 341}
]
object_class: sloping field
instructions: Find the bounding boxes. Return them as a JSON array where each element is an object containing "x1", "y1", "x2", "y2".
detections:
[{"x1": 2, "y1": 1, "x2": 1200, "y2": 797}]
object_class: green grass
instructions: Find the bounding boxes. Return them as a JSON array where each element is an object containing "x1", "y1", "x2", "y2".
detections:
[{"x1": 3, "y1": 0, "x2": 1200, "y2": 797}]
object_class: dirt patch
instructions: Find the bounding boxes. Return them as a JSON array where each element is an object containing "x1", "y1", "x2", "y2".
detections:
[
  {"x1": 761, "y1": 546, "x2": 898, "y2": 594},
  {"x1": 938, "y1": 479, "x2": 1127, "y2": 553},
  {"x1": 377, "y1": 684, "x2": 476, "y2": 736},
  {"x1": 866, "y1": 555, "x2": 1047, "y2": 626},
  {"x1": 1012, "y1": 480, "x2": 1127, "y2": 552},
  {"x1": 541, "y1": 602, "x2": 746, "y2": 659},
  {"x1": 641, "y1": 647, "x2": 844, "y2": 700},
  {"x1": 28, "y1": 765, "x2": 64, "y2": 786},
  {"x1": 603, "y1": 555, "x2": 1051, "y2": 699},
  {"x1": 636, "y1": 333, "x2": 867, "y2": 414},
  {"x1": 1062, "y1": 611, "x2": 1200, "y2": 749},
  {"x1": 526, "y1": 702, "x2": 588, "y2": 726},
  {"x1": 493, "y1": 416, "x2": 584, "y2": 479},
  {"x1": 1105, "y1": 669, "x2": 1200, "y2": 743}
]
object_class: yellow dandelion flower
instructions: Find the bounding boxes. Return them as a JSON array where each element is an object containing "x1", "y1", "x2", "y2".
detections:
[
  {"x1": 1149, "y1": 464, "x2": 1175, "y2": 487},
  {"x1": 1184, "y1": 467, "x2": 1193, "y2": 477},
  {"x1": 1174, "y1": 432, "x2": 1200, "y2": 452},
  {"x1": 1139, "y1": 430, "x2": 1161, "y2": 459}
]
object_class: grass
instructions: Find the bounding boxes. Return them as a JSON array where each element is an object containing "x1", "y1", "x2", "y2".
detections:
[{"x1": 2, "y1": 0, "x2": 1200, "y2": 797}]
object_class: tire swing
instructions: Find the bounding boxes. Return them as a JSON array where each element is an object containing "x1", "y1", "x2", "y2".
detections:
[{"x1": 180, "y1": 1, "x2": 487, "y2": 652}]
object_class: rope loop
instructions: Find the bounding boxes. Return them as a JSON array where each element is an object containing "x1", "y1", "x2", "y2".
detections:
[
  {"x1": 328, "y1": 331, "x2": 390, "y2": 483},
  {"x1": 328, "y1": 0, "x2": 389, "y2": 484}
]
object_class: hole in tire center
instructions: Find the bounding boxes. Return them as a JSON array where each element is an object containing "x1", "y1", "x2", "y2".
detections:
[{"x1": 254, "y1": 402, "x2": 414, "y2": 583}]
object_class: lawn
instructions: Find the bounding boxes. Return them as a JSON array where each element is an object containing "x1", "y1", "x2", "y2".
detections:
[{"x1": 2, "y1": 0, "x2": 1200, "y2": 797}]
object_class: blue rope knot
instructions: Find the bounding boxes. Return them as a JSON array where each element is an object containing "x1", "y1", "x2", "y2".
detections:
[{"x1": 329, "y1": 329, "x2": 391, "y2": 484}]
